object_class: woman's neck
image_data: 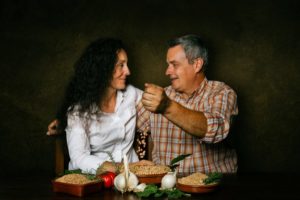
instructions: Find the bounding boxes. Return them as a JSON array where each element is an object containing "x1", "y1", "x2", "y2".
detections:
[{"x1": 100, "y1": 88, "x2": 117, "y2": 113}]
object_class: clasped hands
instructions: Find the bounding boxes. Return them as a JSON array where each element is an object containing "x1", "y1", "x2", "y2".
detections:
[{"x1": 141, "y1": 83, "x2": 171, "y2": 113}]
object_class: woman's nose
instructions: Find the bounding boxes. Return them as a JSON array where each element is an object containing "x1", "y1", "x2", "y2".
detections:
[{"x1": 124, "y1": 65, "x2": 130, "y2": 75}]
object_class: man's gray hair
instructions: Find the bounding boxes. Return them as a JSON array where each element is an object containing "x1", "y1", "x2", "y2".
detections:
[{"x1": 167, "y1": 34, "x2": 208, "y2": 71}]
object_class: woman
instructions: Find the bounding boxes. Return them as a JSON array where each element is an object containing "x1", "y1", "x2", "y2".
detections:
[{"x1": 53, "y1": 38, "x2": 151, "y2": 174}]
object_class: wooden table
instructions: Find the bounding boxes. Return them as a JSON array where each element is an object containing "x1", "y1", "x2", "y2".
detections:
[{"x1": 1, "y1": 173, "x2": 299, "y2": 200}]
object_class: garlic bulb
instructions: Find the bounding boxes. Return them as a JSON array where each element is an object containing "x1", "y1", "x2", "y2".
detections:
[
  {"x1": 114, "y1": 154, "x2": 139, "y2": 193},
  {"x1": 161, "y1": 171, "x2": 177, "y2": 189}
]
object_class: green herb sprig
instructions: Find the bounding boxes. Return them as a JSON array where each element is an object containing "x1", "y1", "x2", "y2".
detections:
[
  {"x1": 96, "y1": 151, "x2": 120, "y2": 175},
  {"x1": 135, "y1": 184, "x2": 190, "y2": 199},
  {"x1": 62, "y1": 169, "x2": 99, "y2": 181},
  {"x1": 203, "y1": 172, "x2": 222, "y2": 185},
  {"x1": 168, "y1": 154, "x2": 192, "y2": 171},
  {"x1": 103, "y1": 151, "x2": 118, "y2": 171}
]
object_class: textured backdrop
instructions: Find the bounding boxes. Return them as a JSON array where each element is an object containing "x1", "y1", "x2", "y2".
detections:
[{"x1": 0, "y1": 0, "x2": 299, "y2": 176}]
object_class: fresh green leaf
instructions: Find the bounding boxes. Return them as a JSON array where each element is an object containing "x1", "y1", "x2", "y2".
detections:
[
  {"x1": 169, "y1": 164, "x2": 179, "y2": 171},
  {"x1": 170, "y1": 154, "x2": 191, "y2": 166},
  {"x1": 154, "y1": 190, "x2": 164, "y2": 197},
  {"x1": 85, "y1": 173, "x2": 97, "y2": 180},
  {"x1": 136, "y1": 184, "x2": 158, "y2": 198},
  {"x1": 165, "y1": 188, "x2": 190, "y2": 199},
  {"x1": 203, "y1": 172, "x2": 222, "y2": 185},
  {"x1": 135, "y1": 185, "x2": 190, "y2": 199},
  {"x1": 62, "y1": 169, "x2": 98, "y2": 181}
]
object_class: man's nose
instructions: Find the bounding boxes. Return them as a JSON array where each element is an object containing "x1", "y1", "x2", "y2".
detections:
[{"x1": 165, "y1": 66, "x2": 172, "y2": 76}]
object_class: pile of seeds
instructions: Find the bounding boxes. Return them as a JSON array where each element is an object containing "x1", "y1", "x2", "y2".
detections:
[
  {"x1": 178, "y1": 172, "x2": 208, "y2": 185},
  {"x1": 55, "y1": 174, "x2": 97, "y2": 185},
  {"x1": 120, "y1": 165, "x2": 171, "y2": 176}
]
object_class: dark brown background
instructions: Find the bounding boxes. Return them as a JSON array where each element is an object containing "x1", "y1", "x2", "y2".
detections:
[{"x1": 0, "y1": 0, "x2": 299, "y2": 176}]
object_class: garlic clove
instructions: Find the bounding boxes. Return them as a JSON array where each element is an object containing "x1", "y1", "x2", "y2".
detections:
[
  {"x1": 133, "y1": 183, "x2": 147, "y2": 193},
  {"x1": 114, "y1": 173, "x2": 126, "y2": 193},
  {"x1": 127, "y1": 172, "x2": 139, "y2": 191}
]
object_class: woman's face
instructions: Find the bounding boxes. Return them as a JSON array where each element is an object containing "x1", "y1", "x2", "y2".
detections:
[{"x1": 110, "y1": 49, "x2": 130, "y2": 90}]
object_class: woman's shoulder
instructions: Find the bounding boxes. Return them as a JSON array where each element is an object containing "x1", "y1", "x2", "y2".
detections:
[
  {"x1": 124, "y1": 84, "x2": 143, "y2": 104},
  {"x1": 125, "y1": 84, "x2": 143, "y2": 96}
]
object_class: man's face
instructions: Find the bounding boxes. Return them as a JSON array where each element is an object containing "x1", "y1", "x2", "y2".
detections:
[{"x1": 165, "y1": 45, "x2": 197, "y2": 94}]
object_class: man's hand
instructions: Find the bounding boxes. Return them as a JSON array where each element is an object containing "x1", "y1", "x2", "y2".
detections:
[
  {"x1": 46, "y1": 119, "x2": 60, "y2": 135},
  {"x1": 141, "y1": 83, "x2": 170, "y2": 113}
]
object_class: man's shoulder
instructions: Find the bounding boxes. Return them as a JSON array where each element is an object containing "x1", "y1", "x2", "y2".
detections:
[{"x1": 206, "y1": 80, "x2": 236, "y2": 95}]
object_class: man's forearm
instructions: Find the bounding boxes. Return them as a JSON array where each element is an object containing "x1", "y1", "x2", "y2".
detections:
[{"x1": 163, "y1": 100, "x2": 207, "y2": 137}]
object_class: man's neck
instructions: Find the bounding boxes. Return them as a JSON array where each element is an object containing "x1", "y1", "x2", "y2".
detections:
[{"x1": 182, "y1": 73, "x2": 205, "y2": 98}]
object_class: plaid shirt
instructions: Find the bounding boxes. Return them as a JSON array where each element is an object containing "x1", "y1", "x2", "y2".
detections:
[{"x1": 137, "y1": 78, "x2": 238, "y2": 174}]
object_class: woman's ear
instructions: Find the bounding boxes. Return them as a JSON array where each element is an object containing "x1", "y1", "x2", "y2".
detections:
[{"x1": 193, "y1": 58, "x2": 204, "y2": 73}]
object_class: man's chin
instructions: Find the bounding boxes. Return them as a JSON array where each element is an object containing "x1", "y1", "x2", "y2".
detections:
[{"x1": 171, "y1": 83, "x2": 179, "y2": 90}]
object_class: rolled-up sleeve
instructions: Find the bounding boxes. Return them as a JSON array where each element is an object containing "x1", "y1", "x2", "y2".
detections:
[
  {"x1": 136, "y1": 101, "x2": 151, "y2": 133},
  {"x1": 201, "y1": 88, "x2": 238, "y2": 143}
]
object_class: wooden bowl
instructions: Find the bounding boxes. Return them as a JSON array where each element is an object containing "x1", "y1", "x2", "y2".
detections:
[
  {"x1": 176, "y1": 182, "x2": 219, "y2": 193},
  {"x1": 137, "y1": 173, "x2": 167, "y2": 184},
  {"x1": 52, "y1": 180, "x2": 103, "y2": 197}
]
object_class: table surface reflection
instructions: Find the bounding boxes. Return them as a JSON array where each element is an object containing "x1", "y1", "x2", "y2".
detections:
[{"x1": 1, "y1": 173, "x2": 300, "y2": 200}]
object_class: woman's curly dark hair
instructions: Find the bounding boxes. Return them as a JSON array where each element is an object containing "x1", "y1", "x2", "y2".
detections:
[{"x1": 56, "y1": 38, "x2": 126, "y2": 131}]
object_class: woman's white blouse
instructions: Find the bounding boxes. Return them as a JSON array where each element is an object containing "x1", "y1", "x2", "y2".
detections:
[{"x1": 66, "y1": 85, "x2": 142, "y2": 174}]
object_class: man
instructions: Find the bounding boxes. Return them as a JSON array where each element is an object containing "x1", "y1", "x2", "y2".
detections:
[{"x1": 138, "y1": 34, "x2": 238, "y2": 174}]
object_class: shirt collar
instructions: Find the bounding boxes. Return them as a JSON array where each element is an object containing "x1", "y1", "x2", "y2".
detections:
[
  {"x1": 174, "y1": 77, "x2": 207, "y2": 101},
  {"x1": 115, "y1": 88, "x2": 125, "y2": 112},
  {"x1": 93, "y1": 88, "x2": 126, "y2": 114}
]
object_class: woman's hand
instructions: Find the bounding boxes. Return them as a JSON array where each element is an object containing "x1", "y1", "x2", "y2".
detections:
[{"x1": 97, "y1": 161, "x2": 118, "y2": 174}]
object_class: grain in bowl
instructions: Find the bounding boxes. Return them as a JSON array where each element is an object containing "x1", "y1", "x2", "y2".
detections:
[
  {"x1": 120, "y1": 165, "x2": 171, "y2": 176},
  {"x1": 178, "y1": 173, "x2": 208, "y2": 186},
  {"x1": 55, "y1": 174, "x2": 99, "y2": 185}
]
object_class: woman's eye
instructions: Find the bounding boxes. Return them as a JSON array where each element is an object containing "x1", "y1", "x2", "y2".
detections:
[{"x1": 119, "y1": 63, "x2": 125, "y2": 67}]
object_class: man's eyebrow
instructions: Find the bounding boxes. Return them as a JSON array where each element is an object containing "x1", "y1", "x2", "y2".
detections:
[{"x1": 168, "y1": 60, "x2": 178, "y2": 64}]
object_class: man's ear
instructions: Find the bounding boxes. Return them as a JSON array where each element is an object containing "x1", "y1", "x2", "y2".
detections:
[{"x1": 193, "y1": 58, "x2": 204, "y2": 73}]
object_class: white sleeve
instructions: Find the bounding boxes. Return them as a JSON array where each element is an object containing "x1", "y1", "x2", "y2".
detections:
[{"x1": 66, "y1": 113, "x2": 103, "y2": 174}]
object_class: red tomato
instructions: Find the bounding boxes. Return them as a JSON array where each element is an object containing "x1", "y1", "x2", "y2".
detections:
[
  {"x1": 105, "y1": 172, "x2": 116, "y2": 181},
  {"x1": 99, "y1": 172, "x2": 116, "y2": 188}
]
